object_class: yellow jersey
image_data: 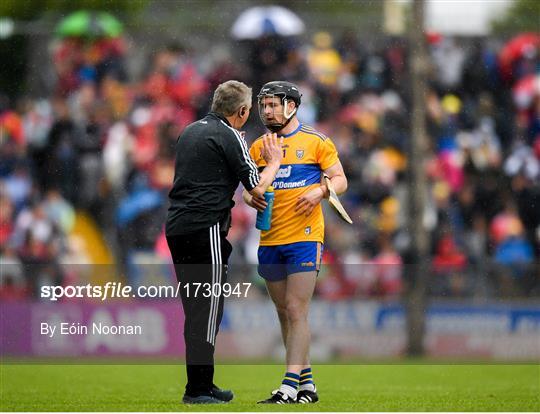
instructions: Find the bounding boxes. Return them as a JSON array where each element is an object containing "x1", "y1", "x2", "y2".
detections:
[{"x1": 249, "y1": 124, "x2": 339, "y2": 246}]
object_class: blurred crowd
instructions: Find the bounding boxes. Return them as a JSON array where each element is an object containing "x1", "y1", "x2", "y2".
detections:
[{"x1": 1, "y1": 20, "x2": 539, "y2": 301}]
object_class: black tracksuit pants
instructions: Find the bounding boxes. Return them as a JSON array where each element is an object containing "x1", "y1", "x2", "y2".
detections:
[{"x1": 166, "y1": 223, "x2": 232, "y2": 396}]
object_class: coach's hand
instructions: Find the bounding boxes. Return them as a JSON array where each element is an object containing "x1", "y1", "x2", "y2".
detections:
[
  {"x1": 261, "y1": 133, "x2": 283, "y2": 166},
  {"x1": 295, "y1": 187, "x2": 325, "y2": 216}
]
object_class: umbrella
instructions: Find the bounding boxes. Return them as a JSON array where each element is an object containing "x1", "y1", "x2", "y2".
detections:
[
  {"x1": 56, "y1": 10, "x2": 123, "y2": 38},
  {"x1": 499, "y1": 33, "x2": 540, "y2": 80},
  {"x1": 231, "y1": 6, "x2": 305, "y2": 40}
]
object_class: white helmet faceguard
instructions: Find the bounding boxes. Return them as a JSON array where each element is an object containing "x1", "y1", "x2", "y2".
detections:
[{"x1": 257, "y1": 94, "x2": 298, "y2": 133}]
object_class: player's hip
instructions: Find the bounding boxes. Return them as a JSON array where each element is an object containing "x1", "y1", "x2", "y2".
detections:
[{"x1": 257, "y1": 241, "x2": 324, "y2": 281}]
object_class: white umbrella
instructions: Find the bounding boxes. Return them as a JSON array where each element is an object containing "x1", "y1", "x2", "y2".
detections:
[{"x1": 231, "y1": 5, "x2": 305, "y2": 40}]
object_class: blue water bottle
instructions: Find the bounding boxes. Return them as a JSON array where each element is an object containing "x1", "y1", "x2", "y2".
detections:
[{"x1": 256, "y1": 186, "x2": 274, "y2": 231}]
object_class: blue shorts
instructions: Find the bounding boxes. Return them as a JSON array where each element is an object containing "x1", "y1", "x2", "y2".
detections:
[{"x1": 258, "y1": 242, "x2": 324, "y2": 281}]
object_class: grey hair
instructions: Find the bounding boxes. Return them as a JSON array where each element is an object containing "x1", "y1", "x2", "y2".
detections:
[{"x1": 211, "y1": 80, "x2": 252, "y2": 116}]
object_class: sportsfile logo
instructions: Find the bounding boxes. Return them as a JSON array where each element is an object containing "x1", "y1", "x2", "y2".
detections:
[
  {"x1": 275, "y1": 165, "x2": 292, "y2": 178},
  {"x1": 40, "y1": 282, "x2": 252, "y2": 301}
]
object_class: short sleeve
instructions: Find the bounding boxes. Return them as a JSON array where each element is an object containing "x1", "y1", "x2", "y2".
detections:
[
  {"x1": 249, "y1": 138, "x2": 266, "y2": 168},
  {"x1": 317, "y1": 137, "x2": 339, "y2": 171}
]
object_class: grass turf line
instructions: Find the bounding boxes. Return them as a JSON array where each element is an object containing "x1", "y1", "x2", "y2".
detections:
[{"x1": 1, "y1": 363, "x2": 539, "y2": 411}]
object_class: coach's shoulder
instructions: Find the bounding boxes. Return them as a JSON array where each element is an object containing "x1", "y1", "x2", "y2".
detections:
[{"x1": 216, "y1": 119, "x2": 243, "y2": 140}]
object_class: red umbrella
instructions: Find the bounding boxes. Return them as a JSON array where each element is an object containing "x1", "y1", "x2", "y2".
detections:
[{"x1": 499, "y1": 33, "x2": 540, "y2": 81}]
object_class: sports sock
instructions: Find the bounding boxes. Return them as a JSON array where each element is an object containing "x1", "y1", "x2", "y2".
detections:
[
  {"x1": 299, "y1": 367, "x2": 315, "y2": 392},
  {"x1": 279, "y1": 372, "x2": 299, "y2": 399}
]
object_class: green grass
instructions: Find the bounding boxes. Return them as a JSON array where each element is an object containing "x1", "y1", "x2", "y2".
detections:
[{"x1": 1, "y1": 363, "x2": 539, "y2": 411}]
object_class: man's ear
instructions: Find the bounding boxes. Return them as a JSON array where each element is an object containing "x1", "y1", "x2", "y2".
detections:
[
  {"x1": 239, "y1": 106, "x2": 246, "y2": 117},
  {"x1": 286, "y1": 100, "x2": 297, "y2": 117},
  {"x1": 288, "y1": 100, "x2": 296, "y2": 112}
]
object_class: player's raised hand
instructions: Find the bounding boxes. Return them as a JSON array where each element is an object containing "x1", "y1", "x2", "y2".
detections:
[
  {"x1": 261, "y1": 133, "x2": 283, "y2": 166},
  {"x1": 295, "y1": 187, "x2": 325, "y2": 216}
]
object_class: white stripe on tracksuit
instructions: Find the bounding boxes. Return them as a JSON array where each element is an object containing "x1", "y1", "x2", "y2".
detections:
[
  {"x1": 220, "y1": 120, "x2": 260, "y2": 189},
  {"x1": 207, "y1": 223, "x2": 222, "y2": 345}
]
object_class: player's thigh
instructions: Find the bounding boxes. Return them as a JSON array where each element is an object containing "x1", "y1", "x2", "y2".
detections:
[
  {"x1": 282, "y1": 241, "x2": 321, "y2": 306},
  {"x1": 285, "y1": 271, "x2": 317, "y2": 308},
  {"x1": 265, "y1": 279, "x2": 288, "y2": 310}
]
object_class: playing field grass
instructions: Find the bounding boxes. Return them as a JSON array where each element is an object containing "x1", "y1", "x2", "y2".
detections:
[{"x1": 1, "y1": 363, "x2": 539, "y2": 411}]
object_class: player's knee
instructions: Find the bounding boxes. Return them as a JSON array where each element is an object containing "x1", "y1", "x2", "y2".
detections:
[
  {"x1": 286, "y1": 301, "x2": 308, "y2": 323},
  {"x1": 276, "y1": 305, "x2": 288, "y2": 320}
]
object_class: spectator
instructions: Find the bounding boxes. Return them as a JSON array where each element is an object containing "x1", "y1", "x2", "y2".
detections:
[{"x1": 2, "y1": 24, "x2": 539, "y2": 301}]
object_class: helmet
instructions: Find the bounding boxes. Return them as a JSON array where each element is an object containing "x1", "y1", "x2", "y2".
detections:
[
  {"x1": 258, "y1": 81, "x2": 302, "y2": 106},
  {"x1": 257, "y1": 81, "x2": 302, "y2": 132}
]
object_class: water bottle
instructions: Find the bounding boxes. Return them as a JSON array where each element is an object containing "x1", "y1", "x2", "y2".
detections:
[{"x1": 256, "y1": 186, "x2": 274, "y2": 231}]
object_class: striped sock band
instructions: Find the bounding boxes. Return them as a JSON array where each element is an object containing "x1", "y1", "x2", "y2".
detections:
[
  {"x1": 279, "y1": 372, "x2": 299, "y2": 398},
  {"x1": 281, "y1": 371, "x2": 300, "y2": 388},
  {"x1": 299, "y1": 367, "x2": 315, "y2": 391}
]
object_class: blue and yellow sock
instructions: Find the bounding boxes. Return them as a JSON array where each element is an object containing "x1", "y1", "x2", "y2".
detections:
[
  {"x1": 278, "y1": 372, "x2": 299, "y2": 398},
  {"x1": 299, "y1": 367, "x2": 315, "y2": 392}
]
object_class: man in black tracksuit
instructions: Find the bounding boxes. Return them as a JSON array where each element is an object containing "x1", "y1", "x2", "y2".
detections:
[{"x1": 166, "y1": 80, "x2": 282, "y2": 404}]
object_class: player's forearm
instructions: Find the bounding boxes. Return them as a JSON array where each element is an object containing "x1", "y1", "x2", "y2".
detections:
[
  {"x1": 249, "y1": 162, "x2": 279, "y2": 198},
  {"x1": 330, "y1": 174, "x2": 348, "y2": 195}
]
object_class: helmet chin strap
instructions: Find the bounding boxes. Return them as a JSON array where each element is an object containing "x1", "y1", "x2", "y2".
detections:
[{"x1": 267, "y1": 124, "x2": 283, "y2": 133}]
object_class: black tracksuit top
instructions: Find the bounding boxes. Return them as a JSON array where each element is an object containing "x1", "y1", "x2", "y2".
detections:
[{"x1": 166, "y1": 112, "x2": 260, "y2": 236}]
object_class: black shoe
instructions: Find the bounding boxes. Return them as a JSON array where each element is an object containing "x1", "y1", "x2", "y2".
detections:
[
  {"x1": 257, "y1": 390, "x2": 296, "y2": 404},
  {"x1": 211, "y1": 384, "x2": 234, "y2": 402},
  {"x1": 182, "y1": 385, "x2": 233, "y2": 404},
  {"x1": 182, "y1": 394, "x2": 225, "y2": 404},
  {"x1": 297, "y1": 388, "x2": 319, "y2": 404}
]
